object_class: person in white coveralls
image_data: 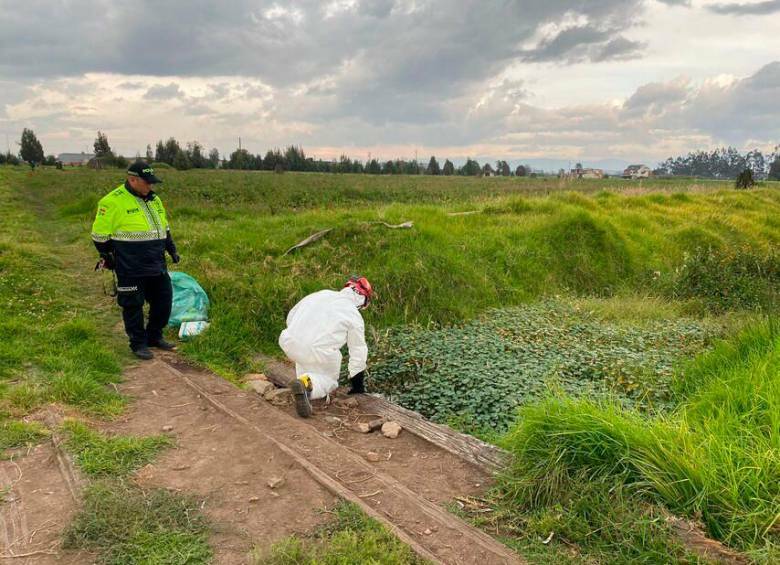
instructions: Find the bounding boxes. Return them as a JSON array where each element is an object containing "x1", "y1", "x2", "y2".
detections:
[{"x1": 279, "y1": 276, "x2": 374, "y2": 417}]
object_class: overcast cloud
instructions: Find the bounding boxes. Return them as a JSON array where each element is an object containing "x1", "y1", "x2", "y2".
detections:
[{"x1": 0, "y1": 0, "x2": 778, "y2": 166}]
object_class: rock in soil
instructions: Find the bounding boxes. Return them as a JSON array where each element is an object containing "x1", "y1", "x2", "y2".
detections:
[
  {"x1": 244, "y1": 373, "x2": 268, "y2": 381},
  {"x1": 365, "y1": 451, "x2": 381, "y2": 462},
  {"x1": 381, "y1": 421, "x2": 402, "y2": 439},
  {"x1": 354, "y1": 418, "x2": 386, "y2": 434},
  {"x1": 334, "y1": 397, "x2": 359, "y2": 409},
  {"x1": 162, "y1": 425, "x2": 174, "y2": 432},
  {"x1": 323, "y1": 416, "x2": 342, "y2": 425},
  {"x1": 265, "y1": 388, "x2": 293, "y2": 405},
  {"x1": 248, "y1": 379, "x2": 275, "y2": 396},
  {"x1": 267, "y1": 477, "x2": 285, "y2": 489}
]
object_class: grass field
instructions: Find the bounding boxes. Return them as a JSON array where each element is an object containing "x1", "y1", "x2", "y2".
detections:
[
  {"x1": 3, "y1": 165, "x2": 779, "y2": 562},
  {"x1": 21, "y1": 168, "x2": 780, "y2": 377}
]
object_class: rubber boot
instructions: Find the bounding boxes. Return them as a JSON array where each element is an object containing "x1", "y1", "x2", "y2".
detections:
[{"x1": 291, "y1": 374, "x2": 313, "y2": 418}]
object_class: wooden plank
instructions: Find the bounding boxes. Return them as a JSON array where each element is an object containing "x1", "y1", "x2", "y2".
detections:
[
  {"x1": 360, "y1": 395, "x2": 510, "y2": 472},
  {"x1": 283, "y1": 228, "x2": 332, "y2": 256},
  {"x1": 262, "y1": 358, "x2": 510, "y2": 473}
]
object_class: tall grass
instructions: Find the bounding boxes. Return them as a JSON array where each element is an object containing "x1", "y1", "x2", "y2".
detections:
[
  {"x1": 499, "y1": 320, "x2": 780, "y2": 557},
  {"x1": 15, "y1": 169, "x2": 778, "y2": 377}
]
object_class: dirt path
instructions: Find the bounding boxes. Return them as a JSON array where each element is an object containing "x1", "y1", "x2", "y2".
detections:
[
  {"x1": 159, "y1": 357, "x2": 521, "y2": 564},
  {"x1": 0, "y1": 438, "x2": 88, "y2": 564},
  {"x1": 1, "y1": 356, "x2": 522, "y2": 564}
]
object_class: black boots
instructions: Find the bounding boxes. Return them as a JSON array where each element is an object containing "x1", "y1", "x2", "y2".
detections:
[
  {"x1": 348, "y1": 371, "x2": 366, "y2": 394},
  {"x1": 133, "y1": 346, "x2": 154, "y2": 360}
]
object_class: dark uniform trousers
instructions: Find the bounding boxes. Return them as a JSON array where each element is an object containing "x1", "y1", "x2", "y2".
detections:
[{"x1": 116, "y1": 273, "x2": 173, "y2": 351}]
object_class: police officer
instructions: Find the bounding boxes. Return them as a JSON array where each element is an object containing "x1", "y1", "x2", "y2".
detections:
[{"x1": 91, "y1": 161, "x2": 180, "y2": 359}]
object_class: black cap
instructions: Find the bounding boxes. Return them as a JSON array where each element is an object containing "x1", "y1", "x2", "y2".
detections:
[{"x1": 127, "y1": 161, "x2": 162, "y2": 184}]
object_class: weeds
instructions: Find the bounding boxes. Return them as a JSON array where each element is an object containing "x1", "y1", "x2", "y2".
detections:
[{"x1": 371, "y1": 300, "x2": 721, "y2": 433}]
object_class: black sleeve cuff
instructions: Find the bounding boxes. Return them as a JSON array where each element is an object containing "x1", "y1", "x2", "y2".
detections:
[
  {"x1": 165, "y1": 231, "x2": 178, "y2": 256},
  {"x1": 93, "y1": 240, "x2": 113, "y2": 254}
]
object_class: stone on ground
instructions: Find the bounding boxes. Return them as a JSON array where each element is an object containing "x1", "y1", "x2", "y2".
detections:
[
  {"x1": 248, "y1": 379, "x2": 275, "y2": 396},
  {"x1": 381, "y1": 421, "x2": 402, "y2": 439}
]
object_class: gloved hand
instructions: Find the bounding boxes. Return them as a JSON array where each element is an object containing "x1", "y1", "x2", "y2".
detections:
[
  {"x1": 98, "y1": 252, "x2": 115, "y2": 271},
  {"x1": 348, "y1": 370, "x2": 366, "y2": 395},
  {"x1": 170, "y1": 252, "x2": 180, "y2": 264}
]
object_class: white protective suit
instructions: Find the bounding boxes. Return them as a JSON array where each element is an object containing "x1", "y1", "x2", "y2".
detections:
[{"x1": 278, "y1": 287, "x2": 368, "y2": 400}]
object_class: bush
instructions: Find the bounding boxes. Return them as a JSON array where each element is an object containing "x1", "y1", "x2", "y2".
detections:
[
  {"x1": 667, "y1": 246, "x2": 779, "y2": 311},
  {"x1": 735, "y1": 168, "x2": 755, "y2": 189}
]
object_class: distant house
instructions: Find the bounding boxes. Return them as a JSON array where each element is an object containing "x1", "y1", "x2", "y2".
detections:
[
  {"x1": 570, "y1": 165, "x2": 604, "y2": 179},
  {"x1": 622, "y1": 164, "x2": 652, "y2": 179},
  {"x1": 57, "y1": 152, "x2": 94, "y2": 166}
]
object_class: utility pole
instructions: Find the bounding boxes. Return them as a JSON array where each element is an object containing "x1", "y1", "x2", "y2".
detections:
[{"x1": 238, "y1": 137, "x2": 242, "y2": 151}]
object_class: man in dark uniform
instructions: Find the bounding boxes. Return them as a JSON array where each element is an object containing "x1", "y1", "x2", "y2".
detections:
[{"x1": 91, "y1": 161, "x2": 180, "y2": 359}]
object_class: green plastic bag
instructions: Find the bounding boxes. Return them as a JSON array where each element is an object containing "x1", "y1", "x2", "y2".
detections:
[{"x1": 168, "y1": 271, "x2": 209, "y2": 327}]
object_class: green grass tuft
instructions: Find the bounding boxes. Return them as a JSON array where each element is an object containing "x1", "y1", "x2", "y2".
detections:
[
  {"x1": 253, "y1": 500, "x2": 427, "y2": 564},
  {"x1": 64, "y1": 480, "x2": 211, "y2": 564},
  {"x1": 0, "y1": 419, "x2": 49, "y2": 451},
  {"x1": 62, "y1": 420, "x2": 172, "y2": 478}
]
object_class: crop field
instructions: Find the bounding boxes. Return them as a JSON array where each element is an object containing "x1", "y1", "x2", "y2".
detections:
[{"x1": 2, "y1": 166, "x2": 779, "y2": 562}]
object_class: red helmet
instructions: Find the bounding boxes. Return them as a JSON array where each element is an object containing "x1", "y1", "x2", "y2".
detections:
[{"x1": 345, "y1": 275, "x2": 373, "y2": 308}]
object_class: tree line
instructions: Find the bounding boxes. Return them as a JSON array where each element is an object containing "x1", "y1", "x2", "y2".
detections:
[
  {"x1": 4, "y1": 128, "x2": 535, "y2": 177},
  {"x1": 6, "y1": 128, "x2": 779, "y2": 181},
  {"x1": 655, "y1": 146, "x2": 780, "y2": 180}
]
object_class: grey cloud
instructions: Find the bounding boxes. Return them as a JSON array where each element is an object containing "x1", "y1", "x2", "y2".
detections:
[
  {"x1": 0, "y1": 0, "x2": 658, "y2": 143},
  {"x1": 143, "y1": 83, "x2": 183, "y2": 100},
  {"x1": 520, "y1": 25, "x2": 612, "y2": 62},
  {"x1": 708, "y1": 1, "x2": 780, "y2": 15},
  {"x1": 0, "y1": 1, "x2": 648, "y2": 85},
  {"x1": 592, "y1": 36, "x2": 645, "y2": 62},
  {"x1": 623, "y1": 78, "x2": 689, "y2": 116},
  {"x1": 360, "y1": 0, "x2": 395, "y2": 18}
]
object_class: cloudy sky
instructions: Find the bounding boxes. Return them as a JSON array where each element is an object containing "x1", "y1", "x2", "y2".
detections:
[{"x1": 1, "y1": 0, "x2": 779, "y2": 168}]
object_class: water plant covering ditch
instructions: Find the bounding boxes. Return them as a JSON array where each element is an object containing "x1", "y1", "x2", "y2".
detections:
[{"x1": 370, "y1": 301, "x2": 721, "y2": 433}]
